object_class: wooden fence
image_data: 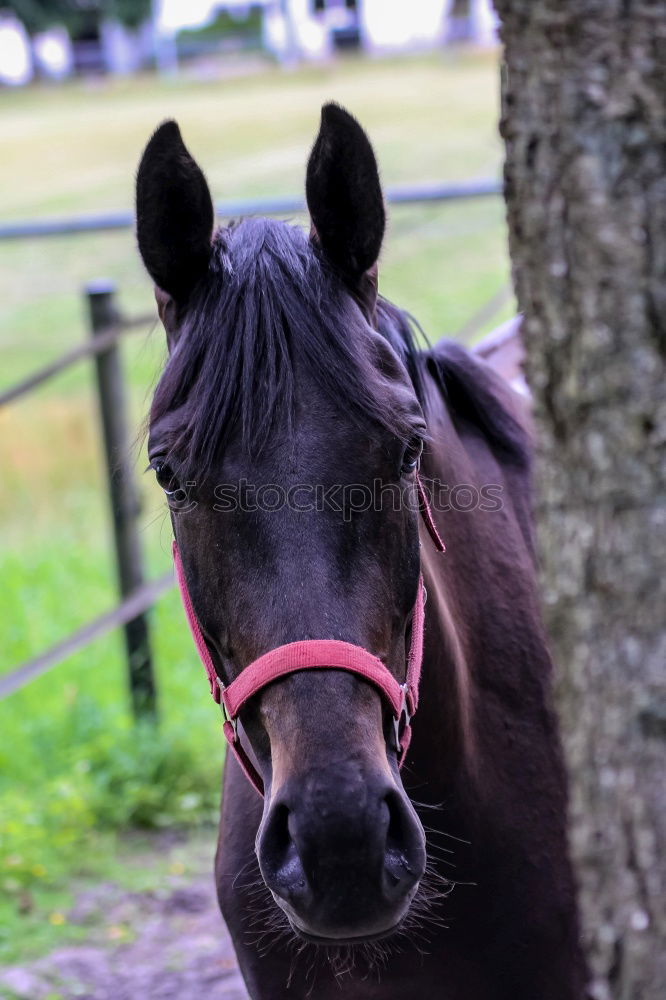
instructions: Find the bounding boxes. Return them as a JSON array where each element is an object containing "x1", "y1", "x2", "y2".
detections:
[
  {"x1": 0, "y1": 281, "x2": 167, "y2": 711},
  {"x1": 0, "y1": 181, "x2": 501, "y2": 241}
]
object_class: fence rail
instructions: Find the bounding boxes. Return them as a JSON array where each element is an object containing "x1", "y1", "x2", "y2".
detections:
[
  {"x1": 0, "y1": 179, "x2": 501, "y2": 241},
  {"x1": 0, "y1": 574, "x2": 172, "y2": 701},
  {"x1": 1, "y1": 281, "x2": 162, "y2": 712},
  {"x1": 0, "y1": 311, "x2": 154, "y2": 409}
]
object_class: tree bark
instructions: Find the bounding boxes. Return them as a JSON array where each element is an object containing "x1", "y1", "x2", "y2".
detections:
[{"x1": 493, "y1": 3, "x2": 666, "y2": 998}]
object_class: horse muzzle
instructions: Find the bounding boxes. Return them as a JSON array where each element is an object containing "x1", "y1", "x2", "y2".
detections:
[{"x1": 256, "y1": 765, "x2": 426, "y2": 942}]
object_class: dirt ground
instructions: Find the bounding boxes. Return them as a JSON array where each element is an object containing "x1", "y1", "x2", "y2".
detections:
[{"x1": 0, "y1": 838, "x2": 249, "y2": 1000}]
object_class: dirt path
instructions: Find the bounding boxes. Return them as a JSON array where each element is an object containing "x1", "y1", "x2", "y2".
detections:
[{"x1": 0, "y1": 837, "x2": 249, "y2": 1000}]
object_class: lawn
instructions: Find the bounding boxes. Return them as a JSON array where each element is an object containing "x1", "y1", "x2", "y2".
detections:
[{"x1": 0, "y1": 49, "x2": 511, "y2": 964}]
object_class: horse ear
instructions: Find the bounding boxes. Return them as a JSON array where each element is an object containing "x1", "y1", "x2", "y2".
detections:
[
  {"x1": 136, "y1": 120, "x2": 214, "y2": 302},
  {"x1": 306, "y1": 103, "x2": 385, "y2": 281}
]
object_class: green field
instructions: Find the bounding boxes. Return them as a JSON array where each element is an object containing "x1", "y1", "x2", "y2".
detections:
[{"x1": 0, "y1": 50, "x2": 509, "y2": 963}]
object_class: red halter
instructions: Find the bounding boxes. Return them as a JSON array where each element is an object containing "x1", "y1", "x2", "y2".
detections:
[{"x1": 173, "y1": 473, "x2": 444, "y2": 796}]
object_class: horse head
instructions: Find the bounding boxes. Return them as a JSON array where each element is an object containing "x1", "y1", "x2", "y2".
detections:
[{"x1": 137, "y1": 105, "x2": 429, "y2": 943}]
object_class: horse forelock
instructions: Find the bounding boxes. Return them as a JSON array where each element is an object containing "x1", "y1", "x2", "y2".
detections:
[{"x1": 150, "y1": 217, "x2": 425, "y2": 477}]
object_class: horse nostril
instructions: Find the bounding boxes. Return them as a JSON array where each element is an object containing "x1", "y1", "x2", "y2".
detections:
[
  {"x1": 383, "y1": 790, "x2": 426, "y2": 900},
  {"x1": 259, "y1": 803, "x2": 308, "y2": 906},
  {"x1": 267, "y1": 803, "x2": 291, "y2": 856}
]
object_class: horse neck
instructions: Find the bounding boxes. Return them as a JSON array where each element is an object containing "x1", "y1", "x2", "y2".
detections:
[{"x1": 411, "y1": 382, "x2": 551, "y2": 793}]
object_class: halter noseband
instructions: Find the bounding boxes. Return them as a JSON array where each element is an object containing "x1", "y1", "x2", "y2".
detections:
[{"x1": 173, "y1": 473, "x2": 444, "y2": 796}]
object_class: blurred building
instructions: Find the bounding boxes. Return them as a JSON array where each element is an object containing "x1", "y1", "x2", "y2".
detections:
[
  {"x1": 0, "y1": 10, "x2": 32, "y2": 84},
  {"x1": 158, "y1": 1, "x2": 498, "y2": 68},
  {"x1": 33, "y1": 26, "x2": 73, "y2": 80},
  {"x1": 0, "y1": 3, "x2": 153, "y2": 82},
  {"x1": 1, "y1": 0, "x2": 498, "y2": 86},
  {"x1": 69, "y1": 18, "x2": 154, "y2": 76},
  {"x1": 262, "y1": 0, "x2": 498, "y2": 63}
]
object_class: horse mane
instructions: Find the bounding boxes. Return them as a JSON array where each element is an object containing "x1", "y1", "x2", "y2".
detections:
[
  {"x1": 151, "y1": 217, "x2": 422, "y2": 475},
  {"x1": 424, "y1": 339, "x2": 531, "y2": 468},
  {"x1": 375, "y1": 296, "x2": 426, "y2": 408}
]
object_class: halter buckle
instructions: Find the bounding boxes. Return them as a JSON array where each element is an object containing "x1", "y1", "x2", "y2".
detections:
[
  {"x1": 393, "y1": 683, "x2": 411, "y2": 754},
  {"x1": 218, "y1": 678, "x2": 238, "y2": 740}
]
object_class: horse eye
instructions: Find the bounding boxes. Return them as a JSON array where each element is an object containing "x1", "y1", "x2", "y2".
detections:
[
  {"x1": 401, "y1": 438, "x2": 423, "y2": 475},
  {"x1": 153, "y1": 460, "x2": 179, "y2": 494}
]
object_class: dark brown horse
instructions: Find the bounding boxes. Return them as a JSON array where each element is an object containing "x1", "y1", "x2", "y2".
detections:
[{"x1": 136, "y1": 105, "x2": 586, "y2": 999}]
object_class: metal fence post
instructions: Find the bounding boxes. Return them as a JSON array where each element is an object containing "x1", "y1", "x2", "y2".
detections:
[{"x1": 86, "y1": 279, "x2": 157, "y2": 719}]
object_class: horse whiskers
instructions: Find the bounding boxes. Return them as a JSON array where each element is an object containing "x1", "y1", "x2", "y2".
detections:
[
  {"x1": 427, "y1": 853, "x2": 456, "y2": 869},
  {"x1": 418, "y1": 822, "x2": 472, "y2": 846},
  {"x1": 236, "y1": 838, "x2": 459, "y2": 987},
  {"x1": 421, "y1": 838, "x2": 455, "y2": 856},
  {"x1": 246, "y1": 910, "x2": 293, "y2": 958},
  {"x1": 320, "y1": 937, "x2": 393, "y2": 981},
  {"x1": 258, "y1": 907, "x2": 419, "y2": 991},
  {"x1": 406, "y1": 903, "x2": 450, "y2": 930},
  {"x1": 395, "y1": 852, "x2": 458, "y2": 946},
  {"x1": 241, "y1": 893, "x2": 275, "y2": 917},
  {"x1": 413, "y1": 885, "x2": 452, "y2": 910},
  {"x1": 240, "y1": 871, "x2": 289, "y2": 947},
  {"x1": 244, "y1": 903, "x2": 286, "y2": 930},
  {"x1": 242, "y1": 883, "x2": 274, "y2": 901},
  {"x1": 421, "y1": 870, "x2": 460, "y2": 899},
  {"x1": 410, "y1": 797, "x2": 446, "y2": 811},
  {"x1": 255, "y1": 927, "x2": 293, "y2": 959},
  {"x1": 423, "y1": 856, "x2": 455, "y2": 878},
  {"x1": 231, "y1": 854, "x2": 261, "y2": 891},
  {"x1": 288, "y1": 938, "x2": 312, "y2": 992}
]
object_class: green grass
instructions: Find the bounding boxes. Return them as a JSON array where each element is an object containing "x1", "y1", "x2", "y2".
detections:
[{"x1": 0, "y1": 49, "x2": 511, "y2": 963}]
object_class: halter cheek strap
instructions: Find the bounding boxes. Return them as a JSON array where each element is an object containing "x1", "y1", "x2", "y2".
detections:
[{"x1": 172, "y1": 472, "x2": 444, "y2": 796}]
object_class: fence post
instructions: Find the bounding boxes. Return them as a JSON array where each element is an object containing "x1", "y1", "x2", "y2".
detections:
[{"x1": 86, "y1": 280, "x2": 157, "y2": 719}]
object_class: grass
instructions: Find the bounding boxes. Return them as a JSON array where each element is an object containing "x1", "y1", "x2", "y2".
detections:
[
  {"x1": 0, "y1": 829, "x2": 217, "y2": 967},
  {"x1": 0, "y1": 48, "x2": 511, "y2": 963}
]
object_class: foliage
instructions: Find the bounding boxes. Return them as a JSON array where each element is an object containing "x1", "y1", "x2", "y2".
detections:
[
  {"x1": 4, "y1": 0, "x2": 49, "y2": 35},
  {"x1": 5, "y1": 0, "x2": 152, "y2": 34},
  {"x1": 83, "y1": 717, "x2": 220, "y2": 830},
  {"x1": 109, "y1": 0, "x2": 151, "y2": 30},
  {"x1": 0, "y1": 701, "x2": 220, "y2": 904},
  {"x1": 1, "y1": 778, "x2": 94, "y2": 896},
  {"x1": 177, "y1": 5, "x2": 263, "y2": 44}
]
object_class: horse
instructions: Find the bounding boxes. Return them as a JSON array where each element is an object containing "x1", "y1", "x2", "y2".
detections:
[{"x1": 136, "y1": 104, "x2": 586, "y2": 999}]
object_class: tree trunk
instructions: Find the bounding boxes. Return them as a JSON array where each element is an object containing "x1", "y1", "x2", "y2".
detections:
[{"x1": 493, "y1": 3, "x2": 666, "y2": 998}]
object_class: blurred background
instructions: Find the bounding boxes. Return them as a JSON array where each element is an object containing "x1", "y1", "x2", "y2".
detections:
[{"x1": 0, "y1": 0, "x2": 511, "y2": 977}]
